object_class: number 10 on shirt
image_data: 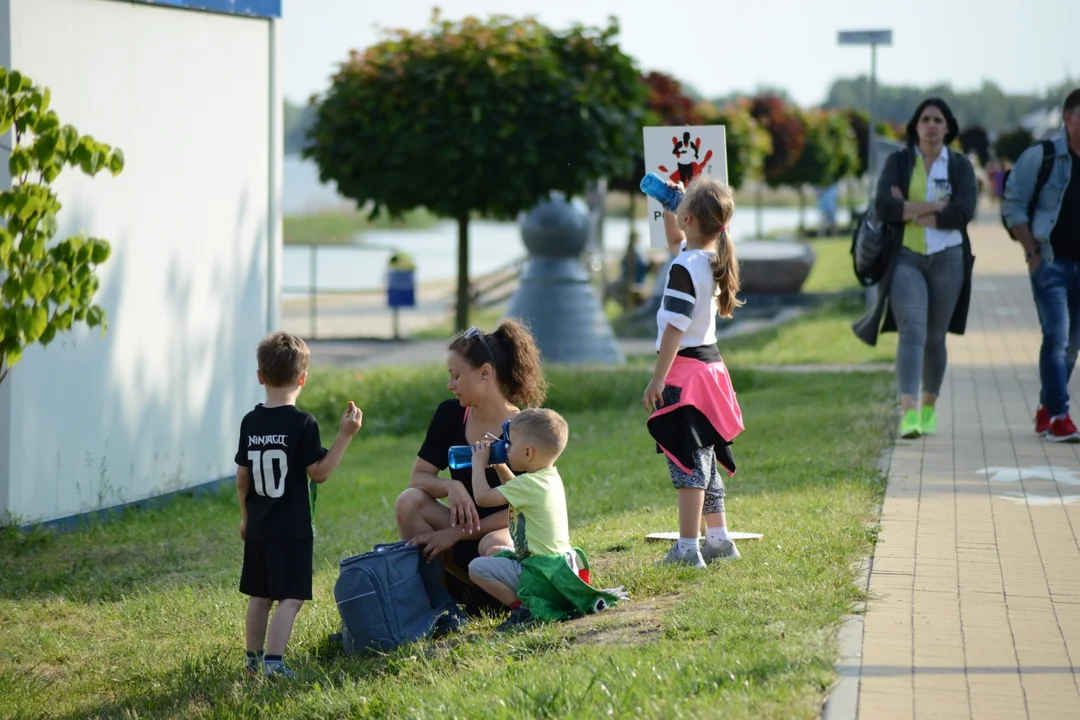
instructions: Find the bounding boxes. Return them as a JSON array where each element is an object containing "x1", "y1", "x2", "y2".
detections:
[{"x1": 247, "y1": 449, "x2": 288, "y2": 498}]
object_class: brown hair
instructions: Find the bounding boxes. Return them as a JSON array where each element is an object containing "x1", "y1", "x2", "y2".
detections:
[
  {"x1": 680, "y1": 176, "x2": 744, "y2": 318},
  {"x1": 448, "y1": 318, "x2": 548, "y2": 407},
  {"x1": 257, "y1": 331, "x2": 310, "y2": 387},
  {"x1": 1064, "y1": 89, "x2": 1080, "y2": 115},
  {"x1": 509, "y1": 407, "x2": 569, "y2": 458}
]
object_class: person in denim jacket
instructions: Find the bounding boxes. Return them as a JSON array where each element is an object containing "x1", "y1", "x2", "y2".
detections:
[{"x1": 1003, "y1": 89, "x2": 1080, "y2": 442}]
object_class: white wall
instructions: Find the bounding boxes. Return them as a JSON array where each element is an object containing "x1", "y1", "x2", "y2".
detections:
[{"x1": 0, "y1": 0, "x2": 278, "y2": 524}]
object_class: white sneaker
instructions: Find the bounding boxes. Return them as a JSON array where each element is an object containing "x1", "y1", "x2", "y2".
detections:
[
  {"x1": 659, "y1": 543, "x2": 706, "y2": 569},
  {"x1": 701, "y1": 538, "x2": 741, "y2": 563}
]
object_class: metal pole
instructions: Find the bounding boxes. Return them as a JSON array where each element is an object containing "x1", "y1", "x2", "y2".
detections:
[
  {"x1": 865, "y1": 43, "x2": 879, "y2": 311},
  {"x1": 868, "y1": 43, "x2": 877, "y2": 199},
  {"x1": 309, "y1": 244, "x2": 317, "y2": 338}
]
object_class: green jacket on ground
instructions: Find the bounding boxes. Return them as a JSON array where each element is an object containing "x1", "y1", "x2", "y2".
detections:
[{"x1": 497, "y1": 548, "x2": 625, "y2": 623}]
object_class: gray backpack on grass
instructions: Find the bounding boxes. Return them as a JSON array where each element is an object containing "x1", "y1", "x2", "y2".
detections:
[{"x1": 332, "y1": 541, "x2": 467, "y2": 654}]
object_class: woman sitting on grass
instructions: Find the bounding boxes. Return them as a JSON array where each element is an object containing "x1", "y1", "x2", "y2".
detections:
[{"x1": 394, "y1": 319, "x2": 547, "y2": 614}]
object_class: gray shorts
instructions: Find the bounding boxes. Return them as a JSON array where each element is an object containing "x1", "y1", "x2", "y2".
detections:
[{"x1": 468, "y1": 556, "x2": 523, "y2": 591}]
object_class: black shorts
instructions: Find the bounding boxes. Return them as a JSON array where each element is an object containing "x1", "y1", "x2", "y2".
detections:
[{"x1": 239, "y1": 538, "x2": 313, "y2": 601}]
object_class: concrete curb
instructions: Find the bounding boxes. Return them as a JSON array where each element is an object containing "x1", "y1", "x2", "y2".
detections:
[{"x1": 821, "y1": 445, "x2": 894, "y2": 720}]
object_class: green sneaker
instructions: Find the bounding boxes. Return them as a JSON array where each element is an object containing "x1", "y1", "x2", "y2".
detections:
[
  {"x1": 899, "y1": 409, "x2": 922, "y2": 439},
  {"x1": 920, "y1": 406, "x2": 937, "y2": 436}
]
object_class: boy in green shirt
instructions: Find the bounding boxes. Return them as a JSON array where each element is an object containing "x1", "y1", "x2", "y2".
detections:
[{"x1": 469, "y1": 408, "x2": 618, "y2": 631}]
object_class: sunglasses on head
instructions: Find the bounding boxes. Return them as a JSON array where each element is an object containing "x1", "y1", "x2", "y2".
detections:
[{"x1": 463, "y1": 326, "x2": 494, "y2": 365}]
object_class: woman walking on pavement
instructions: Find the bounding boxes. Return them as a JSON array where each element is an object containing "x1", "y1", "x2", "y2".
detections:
[{"x1": 853, "y1": 98, "x2": 978, "y2": 439}]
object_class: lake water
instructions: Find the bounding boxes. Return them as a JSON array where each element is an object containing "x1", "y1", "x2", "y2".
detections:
[{"x1": 282, "y1": 156, "x2": 852, "y2": 296}]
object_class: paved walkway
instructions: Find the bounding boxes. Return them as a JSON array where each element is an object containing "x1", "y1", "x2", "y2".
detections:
[{"x1": 853, "y1": 223, "x2": 1080, "y2": 719}]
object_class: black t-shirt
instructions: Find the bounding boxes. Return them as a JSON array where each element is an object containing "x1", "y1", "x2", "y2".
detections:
[
  {"x1": 1050, "y1": 150, "x2": 1080, "y2": 261},
  {"x1": 417, "y1": 399, "x2": 510, "y2": 518},
  {"x1": 234, "y1": 404, "x2": 328, "y2": 542}
]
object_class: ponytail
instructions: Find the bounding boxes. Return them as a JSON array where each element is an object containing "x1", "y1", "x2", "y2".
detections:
[
  {"x1": 489, "y1": 318, "x2": 547, "y2": 407},
  {"x1": 710, "y1": 228, "x2": 744, "y2": 318}
]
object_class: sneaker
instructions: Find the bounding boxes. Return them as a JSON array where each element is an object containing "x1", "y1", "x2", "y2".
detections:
[
  {"x1": 1046, "y1": 414, "x2": 1080, "y2": 443},
  {"x1": 701, "y1": 537, "x2": 741, "y2": 563},
  {"x1": 263, "y1": 661, "x2": 295, "y2": 679},
  {"x1": 899, "y1": 409, "x2": 921, "y2": 439},
  {"x1": 495, "y1": 605, "x2": 535, "y2": 632},
  {"x1": 658, "y1": 543, "x2": 707, "y2": 569},
  {"x1": 920, "y1": 406, "x2": 938, "y2": 436},
  {"x1": 1035, "y1": 404, "x2": 1051, "y2": 435}
]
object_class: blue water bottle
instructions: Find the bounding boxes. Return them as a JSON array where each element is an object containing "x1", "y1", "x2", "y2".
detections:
[
  {"x1": 640, "y1": 173, "x2": 684, "y2": 213},
  {"x1": 447, "y1": 446, "x2": 473, "y2": 470}
]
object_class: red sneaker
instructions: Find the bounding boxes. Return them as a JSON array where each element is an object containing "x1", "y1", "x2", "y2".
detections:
[
  {"x1": 1046, "y1": 414, "x2": 1080, "y2": 443},
  {"x1": 1035, "y1": 404, "x2": 1051, "y2": 435}
]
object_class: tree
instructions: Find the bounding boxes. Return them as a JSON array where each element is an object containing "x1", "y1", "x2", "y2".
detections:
[
  {"x1": 771, "y1": 109, "x2": 857, "y2": 231},
  {"x1": 748, "y1": 95, "x2": 806, "y2": 186},
  {"x1": 994, "y1": 127, "x2": 1035, "y2": 163},
  {"x1": 305, "y1": 11, "x2": 645, "y2": 331},
  {"x1": 0, "y1": 69, "x2": 122, "y2": 386},
  {"x1": 959, "y1": 125, "x2": 991, "y2": 167},
  {"x1": 696, "y1": 99, "x2": 771, "y2": 191}
]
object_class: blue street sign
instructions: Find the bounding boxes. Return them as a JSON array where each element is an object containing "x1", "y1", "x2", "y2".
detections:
[
  {"x1": 128, "y1": 1, "x2": 281, "y2": 18},
  {"x1": 837, "y1": 29, "x2": 893, "y2": 46}
]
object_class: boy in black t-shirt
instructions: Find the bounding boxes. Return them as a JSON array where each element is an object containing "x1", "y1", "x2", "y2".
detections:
[{"x1": 235, "y1": 331, "x2": 363, "y2": 678}]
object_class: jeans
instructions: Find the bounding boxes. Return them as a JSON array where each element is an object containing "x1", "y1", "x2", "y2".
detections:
[
  {"x1": 1030, "y1": 259, "x2": 1080, "y2": 417},
  {"x1": 890, "y1": 245, "x2": 966, "y2": 398}
]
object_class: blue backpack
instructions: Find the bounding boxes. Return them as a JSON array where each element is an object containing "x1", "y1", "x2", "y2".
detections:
[{"x1": 332, "y1": 542, "x2": 467, "y2": 654}]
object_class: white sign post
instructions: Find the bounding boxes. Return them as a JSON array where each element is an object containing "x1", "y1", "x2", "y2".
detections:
[{"x1": 642, "y1": 126, "x2": 728, "y2": 249}]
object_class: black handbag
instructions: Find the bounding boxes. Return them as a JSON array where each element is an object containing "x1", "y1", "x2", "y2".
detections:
[{"x1": 850, "y1": 150, "x2": 910, "y2": 287}]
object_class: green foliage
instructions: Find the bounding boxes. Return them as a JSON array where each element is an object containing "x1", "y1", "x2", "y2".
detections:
[
  {"x1": 0, "y1": 68, "x2": 122, "y2": 384},
  {"x1": 843, "y1": 109, "x2": 899, "y2": 176},
  {"x1": 994, "y1": 127, "x2": 1035, "y2": 163},
  {"x1": 773, "y1": 110, "x2": 854, "y2": 191},
  {"x1": 698, "y1": 100, "x2": 772, "y2": 190},
  {"x1": 748, "y1": 95, "x2": 807, "y2": 186},
  {"x1": 608, "y1": 71, "x2": 700, "y2": 195},
  {"x1": 305, "y1": 11, "x2": 645, "y2": 331}
]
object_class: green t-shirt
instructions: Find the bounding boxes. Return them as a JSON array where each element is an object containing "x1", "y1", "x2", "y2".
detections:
[
  {"x1": 902, "y1": 156, "x2": 928, "y2": 254},
  {"x1": 497, "y1": 466, "x2": 572, "y2": 558}
]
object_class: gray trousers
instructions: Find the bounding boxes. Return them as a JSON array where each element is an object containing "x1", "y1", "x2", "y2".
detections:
[{"x1": 890, "y1": 245, "x2": 965, "y2": 398}]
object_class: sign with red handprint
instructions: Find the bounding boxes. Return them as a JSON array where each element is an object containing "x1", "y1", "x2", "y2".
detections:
[{"x1": 642, "y1": 126, "x2": 728, "y2": 249}]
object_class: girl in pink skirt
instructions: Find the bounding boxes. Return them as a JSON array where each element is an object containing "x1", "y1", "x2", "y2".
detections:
[{"x1": 642, "y1": 176, "x2": 745, "y2": 569}]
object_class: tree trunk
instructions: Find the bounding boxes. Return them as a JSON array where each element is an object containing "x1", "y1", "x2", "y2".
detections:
[
  {"x1": 456, "y1": 212, "x2": 470, "y2": 333},
  {"x1": 755, "y1": 184, "x2": 763, "y2": 238},
  {"x1": 625, "y1": 191, "x2": 637, "y2": 308},
  {"x1": 798, "y1": 186, "x2": 806, "y2": 237}
]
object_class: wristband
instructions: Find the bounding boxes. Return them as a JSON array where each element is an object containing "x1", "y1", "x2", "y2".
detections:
[{"x1": 1026, "y1": 248, "x2": 1041, "y2": 261}]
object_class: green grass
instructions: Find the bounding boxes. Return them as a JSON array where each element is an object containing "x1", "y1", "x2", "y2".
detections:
[
  {"x1": 284, "y1": 208, "x2": 439, "y2": 245},
  {"x1": 617, "y1": 300, "x2": 895, "y2": 368},
  {"x1": 718, "y1": 300, "x2": 895, "y2": 367},
  {"x1": 801, "y1": 236, "x2": 860, "y2": 294},
  {"x1": 0, "y1": 366, "x2": 894, "y2": 719}
]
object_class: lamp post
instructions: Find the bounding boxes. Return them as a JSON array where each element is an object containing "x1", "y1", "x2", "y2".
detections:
[
  {"x1": 838, "y1": 29, "x2": 893, "y2": 196},
  {"x1": 839, "y1": 29, "x2": 892, "y2": 310}
]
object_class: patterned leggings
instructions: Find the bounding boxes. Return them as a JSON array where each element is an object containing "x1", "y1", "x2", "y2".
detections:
[{"x1": 666, "y1": 446, "x2": 726, "y2": 514}]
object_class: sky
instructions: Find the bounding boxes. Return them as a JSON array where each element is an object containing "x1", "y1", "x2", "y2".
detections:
[{"x1": 281, "y1": 0, "x2": 1078, "y2": 107}]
